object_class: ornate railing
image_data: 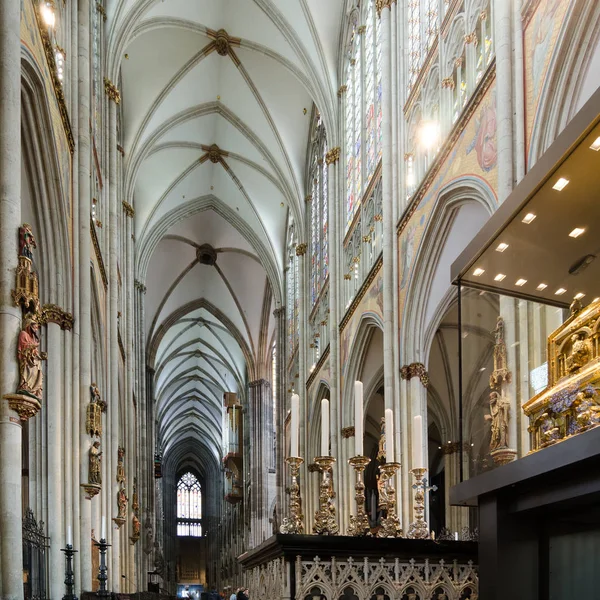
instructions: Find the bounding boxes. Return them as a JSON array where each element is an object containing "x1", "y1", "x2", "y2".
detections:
[{"x1": 23, "y1": 508, "x2": 48, "y2": 600}]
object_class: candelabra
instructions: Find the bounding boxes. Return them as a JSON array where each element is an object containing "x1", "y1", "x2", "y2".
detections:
[
  {"x1": 94, "y1": 537, "x2": 111, "y2": 597},
  {"x1": 313, "y1": 456, "x2": 338, "y2": 535},
  {"x1": 347, "y1": 455, "x2": 371, "y2": 536},
  {"x1": 280, "y1": 456, "x2": 304, "y2": 534},
  {"x1": 377, "y1": 462, "x2": 403, "y2": 538},
  {"x1": 407, "y1": 467, "x2": 430, "y2": 539},
  {"x1": 60, "y1": 544, "x2": 78, "y2": 600}
]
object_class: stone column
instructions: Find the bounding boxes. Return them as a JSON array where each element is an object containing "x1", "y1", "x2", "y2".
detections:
[
  {"x1": 77, "y1": 0, "x2": 93, "y2": 589},
  {"x1": 0, "y1": 0, "x2": 25, "y2": 597},
  {"x1": 273, "y1": 307, "x2": 286, "y2": 528},
  {"x1": 494, "y1": 0, "x2": 514, "y2": 201},
  {"x1": 106, "y1": 91, "x2": 121, "y2": 591},
  {"x1": 325, "y1": 146, "x2": 341, "y2": 532},
  {"x1": 47, "y1": 322, "x2": 65, "y2": 600},
  {"x1": 248, "y1": 379, "x2": 272, "y2": 547},
  {"x1": 295, "y1": 241, "x2": 308, "y2": 523}
]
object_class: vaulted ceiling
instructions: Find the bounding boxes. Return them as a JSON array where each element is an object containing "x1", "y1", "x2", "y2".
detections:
[{"x1": 106, "y1": 0, "x2": 346, "y2": 463}]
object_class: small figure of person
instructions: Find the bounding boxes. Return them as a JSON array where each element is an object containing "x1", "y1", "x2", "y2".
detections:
[
  {"x1": 19, "y1": 223, "x2": 37, "y2": 260},
  {"x1": 89, "y1": 440, "x2": 102, "y2": 485},
  {"x1": 17, "y1": 315, "x2": 45, "y2": 400}
]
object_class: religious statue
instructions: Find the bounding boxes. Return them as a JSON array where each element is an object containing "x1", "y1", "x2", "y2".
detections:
[
  {"x1": 89, "y1": 440, "x2": 102, "y2": 485},
  {"x1": 132, "y1": 513, "x2": 141, "y2": 540},
  {"x1": 19, "y1": 223, "x2": 37, "y2": 260},
  {"x1": 376, "y1": 416, "x2": 386, "y2": 462},
  {"x1": 573, "y1": 387, "x2": 600, "y2": 430},
  {"x1": 117, "y1": 486, "x2": 128, "y2": 519},
  {"x1": 485, "y1": 391, "x2": 510, "y2": 451},
  {"x1": 16, "y1": 314, "x2": 46, "y2": 400},
  {"x1": 132, "y1": 477, "x2": 140, "y2": 513},
  {"x1": 566, "y1": 332, "x2": 590, "y2": 374},
  {"x1": 490, "y1": 316, "x2": 511, "y2": 388},
  {"x1": 540, "y1": 412, "x2": 560, "y2": 445},
  {"x1": 117, "y1": 446, "x2": 126, "y2": 484},
  {"x1": 570, "y1": 296, "x2": 583, "y2": 316},
  {"x1": 377, "y1": 472, "x2": 389, "y2": 511},
  {"x1": 86, "y1": 384, "x2": 103, "y2": 437}
]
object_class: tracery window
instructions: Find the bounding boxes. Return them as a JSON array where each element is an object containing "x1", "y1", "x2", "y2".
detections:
[
  {"x1": 407, "y1": 0, "x2": 439, "y2": 94},
  {"x1": 344, "y1": 0, "x2": 383, "y2": 231},
  {"x1": 177, "y1": 472, "x2": 202, "y2": 537},
  {"x1": 286, "y1": 223, "x2": 299, "y2": 354},
  {"x1": 308, "y1": 115, "x2": 329, "y2": 306}
]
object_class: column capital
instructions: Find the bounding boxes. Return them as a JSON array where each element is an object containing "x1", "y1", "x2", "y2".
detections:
[
  {"x1": 376, "y1": 0, "x2": 392, "y2": 17},
  {"x1": 337, "y1": 84, "x2": 347, "y2": 97},
  {"x1": 273, "y1": 307, "x2": 285, "y2": 318},
  {"x1": 305, "y1": 194, "x2": 312, "y2": 203},
  {"x1": 39, "y1": 303, "x2": 74, "y2": 330},
  {"x1": 3, "y1": 394, "x2": 40, "y2": 421},
  {"x1": 134, "y1": 279, "x2": 147, "y2": 293},
  {"x1": 341, "y1": 426, "x2": 355, "y2": 438},
  {"x1": 400, "y1": 362, "x2": 429, "y2": 387},
  {"x1": 249, "y1": 378, "x2": 269, "y2": 389},
  {"x1": 122, "y1": 201, "x2": 135, "y2": 217},
  {"x1": 325, "y1": 147, "x2": 341, "y2": 165},
  {"x1": 295, "y1": 243, "x2": 308, "y2": 256},
  {"x1": 96, "y1": 2, "x2": 107, "y2": 22},
  {"x1": 104, "y1": 77, "x2": 121, "y2": 104}
]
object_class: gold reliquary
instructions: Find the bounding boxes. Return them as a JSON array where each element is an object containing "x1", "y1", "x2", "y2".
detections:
[{"x1": 524, "y1": 298, "x2": 600, "y2": 451}]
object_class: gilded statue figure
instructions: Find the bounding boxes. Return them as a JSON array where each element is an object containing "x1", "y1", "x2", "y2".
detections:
[
  {"x1": 485, "y1": 391, "x2": 510, "y2": 451},
  {"x1": 566, "y1": 332, "x2": 590, "y2": 374},
  {"x1": 132, "y1": 514, "x2": 141, "y2": 539},
  {"x1": 376, "y1": 416, "x2": 386, "y2": 462},
  {"x1": 89, "y1": 440, "x2": 102, "y2": 485},
  {"x1": 17, "y1": 315, "x2": 46, "y2": 400},
  {"x1": 19, "y1": 224, "x2": 37, "y2": 260},
  {"x1": 117, "y1": 446, "x2": 126, "y2": 484},
  {"x1": 117, "y1": 486, "x2": 128, "y2": 519}
]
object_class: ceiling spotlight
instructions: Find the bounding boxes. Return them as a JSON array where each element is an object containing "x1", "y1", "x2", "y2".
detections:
[
  {"x1": 515, "y1": 279, "x2": 527, "y2": 286},
  {"x1": 590, "y1": 137, "x2": 600, "y2": 151},
  {"x1": 494, "y1": 273, "x2": 506, "y2": 282},
  {"x1": 552, "y1": 177, "x2": 570, "y2": 191},
  {"x1": 555, "y1": 288, "x2": 567, "y2": 295},
  {"x1": 536, "y1": 283, "x2": 548, "y2": 291},
  {"x1": 569, "y1": 227, "x2": 585, "y2": 238},
  {"x1": 574, "y1": 292, "x2": 585, "y2": 300},
  {"x1": 522, "y1": 213, "x2": 537, "y2": 224},
  {"x1": 495, "y1": 242, "x2": 509, "y2": 252},
  {"x1": 473, "y1": 267, "x2": 485, "y2": 276}
]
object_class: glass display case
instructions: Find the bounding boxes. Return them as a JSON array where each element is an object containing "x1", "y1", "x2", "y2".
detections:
[{"x1": 452, "y1": 108, "x2": 600, "y2": 482}]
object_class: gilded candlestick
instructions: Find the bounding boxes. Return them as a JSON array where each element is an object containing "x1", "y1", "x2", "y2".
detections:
[
  {"x1": 347, "y1": 455, "x2": 371, "y2": 536},
  {"x1": 312, "y1": 456, "x2": 338, "y2": 535},
  {"x1": 407, "y1": 467, "x2": 430, "y2": 539},
  {"x1": 377, "y1": 462, "x2": 403, "y2": 538},
  {"x1": 280, "y1": 456, "x2": 304, "y2": 534}
]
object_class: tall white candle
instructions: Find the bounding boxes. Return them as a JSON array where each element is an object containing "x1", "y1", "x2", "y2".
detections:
[
  {"x1": 412, "y1": 415, "x2": 423, "y2": 469},
  {"x1": 101, "y1": 516, "x2": 106, "y2": 540},
  {"x1": 385, "y1": 408, "x2": 394, "y2": 462},
  {"x1": 67, "y1": 525, "x2": 72, "y2": 546},
  {"x1": 290, "y1": 394, "x2": 300, "y2": 457},
  {"x1": 321, "y1": 398, "x2": 330, "y2": 456},
  {"x1": 354, "y1": 381, "x2": 364, "y2": 456}
]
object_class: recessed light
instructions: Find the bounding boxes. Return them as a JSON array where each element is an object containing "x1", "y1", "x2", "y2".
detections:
[
  {"x1": 479, "y1": 367, "x2": 486, "y2": 372},
  {"x1": 569, "y1": 227, "x2": 585, "y2": 238},
  {"x1": 574, "y1": 292, "x2": 585, "y2": 300},
  {"x1": 552, "y1": 177, "x2": 570, "y2": 191},
  {"x1": 590, "y1": 137, "x2": 600, "y2": 151},
  {"x1": 555, "y1": 288, "x2": 567, "y2": 295},
  {"x1": 522, "y1": 213, "x2": 536, "y2": 224},
  {"x1": 473, "y1": 267, "x2": 485, "y2": 276},
  {"x1": 515, "y1": 279, "x2": 527, "y2": 286},
  {"x1": 536, "y1": 283, "x2": 548, "y2": 291},
  {"x1": 494, "y1": 273, "x2": 506, "y2": 282},
  {"x1": 496, "y1": 242, "x2": 509, "y2": 252}
]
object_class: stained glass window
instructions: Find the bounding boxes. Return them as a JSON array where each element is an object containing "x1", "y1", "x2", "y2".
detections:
[
  {"x1": 308, "y1": 115, "x2": 329, "y2": 307},
  {"x1": 406, "y1": 0, "x2": 439, "y2": 95},
  {"x1": 177, "y1": 472, "x2": 202, "y2": 537},
  {"x1": 344, "y1": 0, "x2": 384, "y2": 231}
]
